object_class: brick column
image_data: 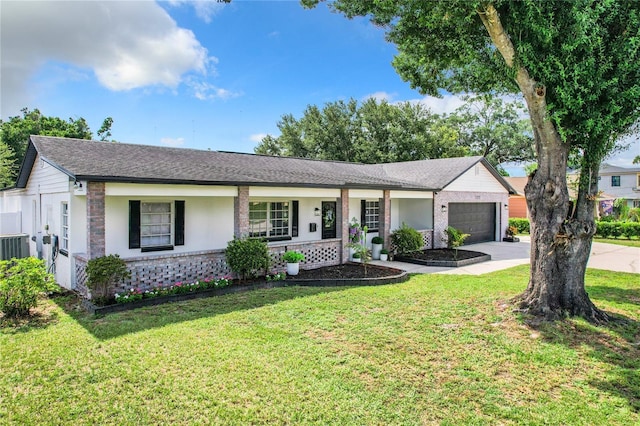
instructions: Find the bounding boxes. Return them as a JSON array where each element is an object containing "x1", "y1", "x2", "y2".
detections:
[
  {"x1": 340, "y1": 188, "x2": 349, "y2": 263},
  {"x1": 380, "y1": 189, "x2": 391, "y2": 248},
  {"x1": 234, "y1": 186, "x2": 250, "y2": 238},
  {"x1": 86, "y1": 182, "x2": 105, "y2": 259}
]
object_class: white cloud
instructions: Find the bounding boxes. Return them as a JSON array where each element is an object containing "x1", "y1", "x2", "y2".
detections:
[
  {"x1": 411, "y1": 94, "x2": 467, "y2": 115},
  {"x1": 249, "y1": 133, "x2": 267, "y2": 143},
  {"x1": 167, "y1": 0, "x2": 226, "y2": 24},
  {"x1": 161, "y1": 137, "x2": 185, "y2": 147},
  {"x1": 188, "y1": 80, "x2": 242, "y2": 101},
  {"x1": 0, "y1": 0, "x2": 220, "y2": 117},
  {"x1": 362, "y1": 91, "x2": 396, "y2": 103}
]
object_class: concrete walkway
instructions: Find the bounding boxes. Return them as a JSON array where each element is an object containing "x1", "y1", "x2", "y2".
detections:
[{"x1": 372, "y1": 236, "x2": 640, "y2": 275}]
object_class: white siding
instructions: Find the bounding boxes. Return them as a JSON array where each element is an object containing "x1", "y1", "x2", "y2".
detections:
[
  {"x1": 249, "y1": 187, "x2": 340, "y2": 198},
  {"x1": 106, "y1": 183, "x2": 237, "y2": 197},
  {"x1": 390, "y1": 190, "x2": 433, "y2": 199},
  {"x1": 349, "y1": 189, "x2": 383, "y2": 199},
  {"x1": 25, "y1": 156, "x2": 71, "y2": 196},
  {"x1": 443, "y1": 163, "x2": 508, "y2": 193}
]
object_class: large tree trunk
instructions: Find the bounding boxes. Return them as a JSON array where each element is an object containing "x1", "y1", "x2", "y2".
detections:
[{"x1": 478, "y1": 4, "x2": 608, "y2": 323}]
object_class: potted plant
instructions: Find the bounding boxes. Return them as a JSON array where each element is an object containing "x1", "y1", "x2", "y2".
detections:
[
  {"x1": 503, "y1": 225, "x2": 520, "y2": 242},
  {"x1": 379, "y1": 248, "x2": 389, "y2": 261},
  {"x1": 371, "y1": 236, "x2": 384, "y2": 260},
  {"x1": 351, "y1": 251, "x2": 362, "y2": 263},
  {"x1": 282, "y1": 250, "x2": 305, "y2": 276}
]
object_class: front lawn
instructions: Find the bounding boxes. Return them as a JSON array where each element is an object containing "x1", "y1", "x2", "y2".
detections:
[
  {"x1": 1, "y1": 266, "x2": 638, "y2": 425},
  {"x1": 593, "y1": 236, "x2": 640, "y2": 248}
]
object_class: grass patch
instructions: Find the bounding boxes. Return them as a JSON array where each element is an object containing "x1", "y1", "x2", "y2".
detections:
[
  {"x1": 593, "y1": 237, "x2": 640, "y2": 248},
  {"x1": 1, "y1": 266, "x2": 638, "y2": 425}
]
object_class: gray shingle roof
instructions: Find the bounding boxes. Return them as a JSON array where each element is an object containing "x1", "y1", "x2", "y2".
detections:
[{"x1": 17, "y1": 135, "x2": 514, "y2": 193}]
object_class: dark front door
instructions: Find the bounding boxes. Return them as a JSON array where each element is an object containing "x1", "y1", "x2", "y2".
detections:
[
  {"x1": 322, "y1": 201, "x2": 337, "y2": 239},
  {"x1": 448, "y1": 202, "x2": 496, "y2": 244}
]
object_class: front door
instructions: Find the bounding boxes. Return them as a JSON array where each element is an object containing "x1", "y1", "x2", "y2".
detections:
[{"x1": 322, "y1": 201, "x2": 337, "y2": 239}]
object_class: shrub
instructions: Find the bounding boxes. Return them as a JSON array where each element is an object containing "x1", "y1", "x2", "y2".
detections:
[
  {"x1": 595, "y1": 221, "x2": 613, "y2": 238},
  {"x1": 622, "y1": 222, "x2": 640, "y2": 239},
  {"x1": 282, "y1": 251, "x2": 305, "y2": 263},
  {"x1": 86, "y1": 254, "x2": 131, "y2": 304},
  {"x1": 508, "y1": 218, "x2": 530, "y2": 234},
  {"x1": 225, "y1": 236, "x2": 271, "y2": 281},
  {"x1": 380, "y1": 248, "x2": 389, "y2": 254},
  {"x1": 390, "y1": 223, "x2": 423, "y2": 254},
  {"x1": 444, "y1": 226, "x2": 470, "y2": 260},
  {"x1": 0, "y1": 257, "x2": 57, "y2": 318},
  {"x1": 371, "y1": 236, "x2": 384, "y2": 245},
  {"x1": 609, "y1": 222, "x2": 623, "y2": 239}
]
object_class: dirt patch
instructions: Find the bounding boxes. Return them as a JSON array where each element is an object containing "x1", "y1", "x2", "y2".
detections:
[{"x1": 289, "y1": 263, "x2": 403, "y2": 280}]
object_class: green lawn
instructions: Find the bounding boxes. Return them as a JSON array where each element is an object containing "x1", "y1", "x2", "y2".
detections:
[
  {"x1": 2, "y1": 266, "x2": 638, "y2": 425},
  {"x1": 593, "y1": 237, "x2": 640, "y2": 248}
]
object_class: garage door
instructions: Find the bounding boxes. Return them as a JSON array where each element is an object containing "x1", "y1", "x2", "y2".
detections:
[{"x1": 448, "y1": 203, "x2": 496, "y2": 244}]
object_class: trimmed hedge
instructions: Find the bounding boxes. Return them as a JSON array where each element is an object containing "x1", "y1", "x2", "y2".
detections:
[
  {"x1": 596, "y1": 221, "x2": 640, "y2": 239},
  {"x1": 508, "y1": 218, "x2": 530, "y2": 234}
]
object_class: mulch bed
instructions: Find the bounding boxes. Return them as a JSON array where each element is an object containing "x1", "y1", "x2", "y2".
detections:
[
  {"x1": 401, "y1": 249, "x2": 487, "y2": 261},
  {"x1": 288, "y1": 263, "x2": 401, "y2": 280}
]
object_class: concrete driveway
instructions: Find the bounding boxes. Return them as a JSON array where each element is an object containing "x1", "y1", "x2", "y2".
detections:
[{"x1": 374, "y1": 236, "x2": 640, "y2": 275}]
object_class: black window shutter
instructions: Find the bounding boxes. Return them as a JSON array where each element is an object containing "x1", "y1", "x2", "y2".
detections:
[
  {"x1": 361, "y1": 200, "x2": 366, "y2": 227},
  {"x1": 292, "y1": 200, "x2": 299, "y2": 237},
  {"x1": 129, "y1": 200, "x2": 141, "y2": 249},
  {"x1": 175, "y1": 200, "x2": 185, "y2": 246}
]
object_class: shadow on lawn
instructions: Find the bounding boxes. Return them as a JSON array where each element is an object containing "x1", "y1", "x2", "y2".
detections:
[
  {"x1": 532, "y1": 311, "x2": 640, "y2": 413},
  {"x1": 587, "y1": 285, "x2": 640, "y2": 306},
  {"x1": 53, "y1": 285, "x2": 351, "y2": 340}
]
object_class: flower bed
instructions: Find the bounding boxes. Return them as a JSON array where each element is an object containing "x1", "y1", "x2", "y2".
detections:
[{"x1": 82, "y1": 265, "x2": 408, "y2": 316}]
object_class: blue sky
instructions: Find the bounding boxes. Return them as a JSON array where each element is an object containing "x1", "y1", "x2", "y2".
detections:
[{"x1": 1, "y1": 0, "x2": 637, "y2": 169}]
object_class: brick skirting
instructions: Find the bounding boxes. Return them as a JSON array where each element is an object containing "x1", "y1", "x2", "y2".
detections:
[{"x1": 74, "y1": 239, "x2": 342, "y2": 299}]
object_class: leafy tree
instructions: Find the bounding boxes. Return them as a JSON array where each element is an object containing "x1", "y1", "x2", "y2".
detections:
[
  {"x1": 255, "y1": 98, "x2": 467, "y2": 163},
  {"x1": 0, "y1": 141, "x2": 16, "y2": 188},
  {"x1": 304, "y1": 0, "x2": 640, "y2": 323},
  {"x1": 634, "y1": 155, "x2": 640, "y2": 165},
  {"x1": 0, "y1": 108, "x2": 111, "y2": 186},
  {"x1": 445, "y1": 94, "x2": 534, "y2": 168},
  {"x1": 97, "y1": 117, "x2": 114, "y2": 141}
]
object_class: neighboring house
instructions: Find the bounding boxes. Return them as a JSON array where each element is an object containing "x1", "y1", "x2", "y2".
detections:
[
  {"x1": 596, "y1": 163, "x2": 640, "y2": 210},
  {"x1": 504, "y1": 177, "x2": 529, "y2": 219},
  {"x1": 0, "y1": 136, "x2": 514, "y2": 297}
]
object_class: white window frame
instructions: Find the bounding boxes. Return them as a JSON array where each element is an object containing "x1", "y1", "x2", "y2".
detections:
[
  {"x1": 61, "y1": 202, "x2": 69, "y2": 253},
  {"x1": 364, "y1": 200, "x2": 380, "y2": 231},
  {"x1": 140, "y1": 202, "x2": 173, "y2": 248},
  {"x1": 249, "y1": 201, "x2": 291, "y2": 239}
]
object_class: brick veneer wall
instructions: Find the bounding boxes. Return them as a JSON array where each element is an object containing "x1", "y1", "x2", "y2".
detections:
[
  {"x1": 74, "y1": 239, "x2": 342, "y2": 299},
  {"x1": 234, "y1": 186, "x2": 249, "y2": 237},
  {"x1": 433, "y1": 191, "x2": 509, "y2": 248},
  {"x1": 86, "y1": 182, "x2": 105, "y2": 259}
]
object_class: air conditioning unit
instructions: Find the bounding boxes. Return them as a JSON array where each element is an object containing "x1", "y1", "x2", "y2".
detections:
[{"x1": 0, "y1": 234, "x2": 30, "y2": 261}]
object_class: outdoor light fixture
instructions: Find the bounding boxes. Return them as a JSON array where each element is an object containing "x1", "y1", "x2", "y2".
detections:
[
  {"x1": 73, "y1": 181, "x2": 83, "y2": 190},
  {"x1": 441, "y1": 205, "x2": 447, "y2": 213},
  {"x1": 314, "y1": 207, "x2": 321, "y2": 216},
  {"x1": 504, "y1": 203, "x2": 509, "y2": 210}
]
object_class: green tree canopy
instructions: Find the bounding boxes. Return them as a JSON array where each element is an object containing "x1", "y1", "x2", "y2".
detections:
[
  {"x1": 255, "y1": 97, "x2": 467, "y2": 163},
  {"x1": 0, "y1": 108, "x2": 113, "y2": 187},
  {"x1": 445, "y1": 94, "x2": 534, "y2": 168},
  {"x1": 304, "y1": 0, "x2": 640, "y2": 323}
]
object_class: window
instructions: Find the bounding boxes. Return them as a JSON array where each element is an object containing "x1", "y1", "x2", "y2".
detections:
[
  {"x1": 633, "y1": 200, "x2": 640, "y2": 208},
  {"x1": 129, "y1": 200, "x2": 184, "y2": 251},
  {"x1": 141, "y1": 202, "x2": 172, "y2": 247},
  {"x1": 61, "y1": 202, "x2": 69, "y2": 254},
  {"x1": 611, "y1": 176, "x2": 621, "y2": 187},
  {"x1": 249, "y1": 201, "x2": 296, "y2": 239},
  {"x1": 361, "y1": 200, "x2": 380, "y2": 232},
  {"x1": 636, "y1": 174, "x2": 640, "y2": 188}
]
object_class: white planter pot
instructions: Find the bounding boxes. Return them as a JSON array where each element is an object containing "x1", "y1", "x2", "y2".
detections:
[
  {"x1": 371, "y1": 243, "x2": 383, "y2": 260},
  {"x1": 380, "y1": 254, "x2": 388, "y2": 261},
  {"x1": 286, "y1": 262, "x2": 300, "y2": 276},
  {"x1": 349, "y1": 247, "x2": 356, "y2": 261}
]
